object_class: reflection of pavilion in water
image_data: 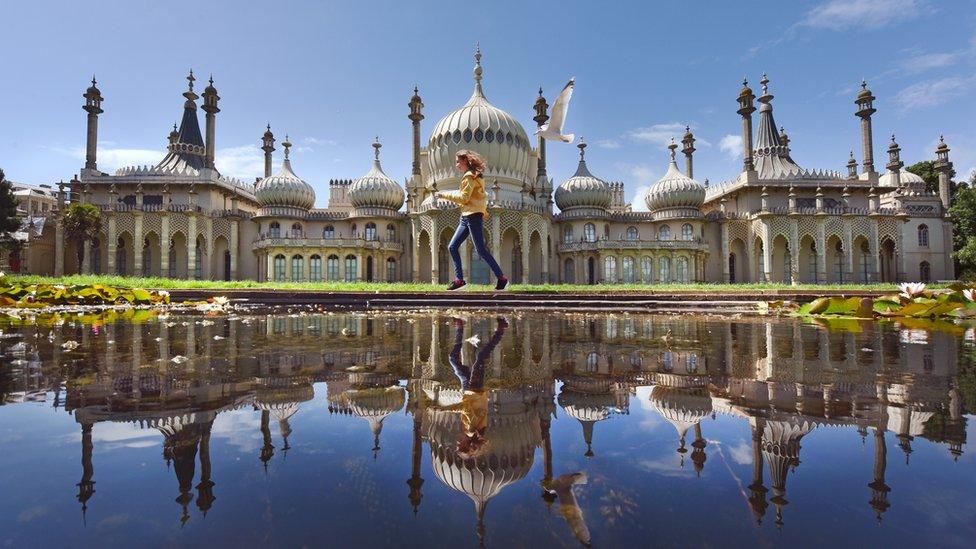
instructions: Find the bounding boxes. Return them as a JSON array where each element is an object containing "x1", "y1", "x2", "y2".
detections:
[{"x1": 1, "y1": 312, "x2": 968, "y2": 535}]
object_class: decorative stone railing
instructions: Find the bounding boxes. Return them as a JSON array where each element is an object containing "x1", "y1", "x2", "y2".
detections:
[
  {"x1": 557, "y1": 238, "x2": 707, "y2": 253},
  {"x1": 252, "y1": 236, "x2": 403, "y2": 253}
]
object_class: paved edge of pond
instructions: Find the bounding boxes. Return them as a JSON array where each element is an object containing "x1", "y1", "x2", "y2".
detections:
[{"x1": 161, "y1": 288, "x2": 888, "y2": 314}]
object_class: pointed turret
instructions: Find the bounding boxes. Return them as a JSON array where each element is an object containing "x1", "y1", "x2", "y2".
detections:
[
  {"x1": 737, "y1": 77, "x2": 757, "y2": 174},
  {"x1": 753, "y1": 75, "x2": 802, "y2": 179},
  {"x1": 154, "y1": 71, "x2": 207, "y2": 173},
  {"x1": 934, "y1": 135, "x2": 953, "y2": 211},
  {"x1": 261, "y1": 125, "x2": 275, "y2": 178}
]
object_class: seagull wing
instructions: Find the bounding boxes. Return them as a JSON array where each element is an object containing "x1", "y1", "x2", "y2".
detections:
[{"x1": 547, "y1": 78, "x2": 575, "y2": 133}]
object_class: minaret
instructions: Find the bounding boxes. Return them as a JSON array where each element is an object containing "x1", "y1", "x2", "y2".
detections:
[
  {"x1": 778, "y1": 127, "x2": 790, "y2": 154},
  {"x1": 77, "y1": 422, "x2": 96, "y2": 525},
  {"x1": 82, "y1": 76, "x2": 104, "y2": 173},
  {"x1": 196, "y1": 421, "x2": 216, "y2": 516},
  {"x1": 691, "y1": 423, "x2": 708, "y2": 477},
  {"x1": 736, "y1": 78, "x2": 757, "y2": 176},
  {"x1": 540, "y1": 413, "x2": 556, "y2": 509},
  {"x1": 855, "y1": 80, "x2": 878, "y2": 177},
  {"x1": 259, "y1": 409, "x2": 275, "y2": 472},
  {"x1": 169, "y1": 123, "x2": 179, "y2": 146},
  {"x1": 747, "y1": 421, "x2": 768, "y2": 524},
  {"x1": 868, "y1": 427, "x2": 891, "y2": 522},
  {"x1": 408, "y1": 87, "x2": 424, "y2": 177},
  {"x1": 847, "y1": 150, "x2": 858, "y2": 179},
  {"x1": 886, "y1": 134, "x2": 904, "y2": 188},
  {"x1": 406, "y1": 416, "x2": 424, "y2": 514},
  {"x1": 934, "y1": 136, "x2": 953, "y2": 211},
  {"x1": 682, "y1": 126, "x2": 696, "y2": 179},
  {"x1": 534, "y1": 87, "x2": 550, "y2": 181},
  {"x1": 261, "y1": 125, "x2": 275, "y2": 178},
  {"x1": 201, "y1": 75, "x2": 220, "y2": 170}
]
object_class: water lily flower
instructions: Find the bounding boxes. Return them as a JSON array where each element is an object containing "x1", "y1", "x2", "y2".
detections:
[
  {"x1": 61, "y1": 340, "x2": 80, "y2": 350},
  {"x1": 899, "y1": 282, "x2": 926, "y2": 299},
  {"x1": 212, "y1": 296, "x2": 229, "y2": 306},
  {"x1": 964, "y1": 288, "x2": 976, "y2": 302}
]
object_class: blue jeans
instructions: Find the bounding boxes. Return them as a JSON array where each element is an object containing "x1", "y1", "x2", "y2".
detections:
[
  {"x1": 448, "y1": 213, "x2": 504, "y2": 281},
  {"x1": 449, "y1": 321, "x2": 505, "y2": 391}
]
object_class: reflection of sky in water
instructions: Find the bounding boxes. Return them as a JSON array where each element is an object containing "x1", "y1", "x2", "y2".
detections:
[{"x1": 0, "y1": 311, "x2": 974, "y2": 547}]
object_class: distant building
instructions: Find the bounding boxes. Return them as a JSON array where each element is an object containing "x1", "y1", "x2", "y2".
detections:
[
  {"x1": 28, "y1": 51, "x2": 955, "y2": 283},
  {"x1": 0, "y1": 181, "x2": 58, "y2": 273}
]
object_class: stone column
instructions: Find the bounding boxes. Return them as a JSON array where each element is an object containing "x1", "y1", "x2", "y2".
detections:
[
  {"x1": 54, "y1": 215, "x2": 65, "y2": 276},
  {"x1": 816, "y1": 221, "x2": 828, "y2": 283},
  {"x1": 789, "y1": 219, "x2": 800, "y2": 285},
  {"x1": 133, "y1": 213, "x2": 144, "y2": 277},
  {"x1": 160, "y1": 215, "x2": 170, "y2": 277},
  {"x1": 843, "y1": 219, "x2": 854, "y2": 283},
  {"x1": 721, "y1": 222, "x2": 730, "y2": 283},
  {"x1": 541, "y1": 228, "x2": 550, "y2": 284},
  {"x1": 461, "y1": 242, "x2": 471, "y2": 281},
  {"x1": 411, "y1": 220, "x2": 420, "y2": 282},
  {"x1": 187, "y1": 216, "x2": 198, "y2": 280},
  {"x1": 521, "y1": 218, "x2": 530, "y2": 284},
  {"x1": 745, "y1": 236, "x2": 755, "y2": 283},
  {"x1": 761, "y1": 222, "x2": 772, "y2": 284},
  {"x1": 266, "y1": 252, "x2": 274, "y2": 282},
  {"x1": 82, "y1": 240, "x2": 92, "y2": 274},
  {"x1": 869, "y1": 219, "x2": 881, "y2": 283},
  {"x1": 229, "y1": 220, "x2": 239, "y2": 280},
  {"x1": 107, "y1": 215, "x2": 117, "y2": 275},
  {"x1": 896, "y1": 225, "x2": 906, "y2": 282},
  {"x1": 203, "y1": 217, "x2": 214, "y2": 280},
  {"x1": 430, "y1": 217, "x2": 439, "y2": 284}
]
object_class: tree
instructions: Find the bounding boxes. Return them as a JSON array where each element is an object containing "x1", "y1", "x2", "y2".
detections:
[
  {"x1": 61, "y1": 202, "x2": 102, "y2": 273},
  {"x1": 0, "y1": 168, "x2": 21, "y2": 249},
  {"x1": 906, "y1": 160, "x2": 957, "y2": 199},
  {"x1": 949, "y1": 172, "x2": 976, "y2": 279}
]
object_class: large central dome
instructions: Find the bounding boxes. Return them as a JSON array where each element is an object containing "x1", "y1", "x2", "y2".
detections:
[{"x1": 426, "y1": 49, "x2": 532, "y2": 197}]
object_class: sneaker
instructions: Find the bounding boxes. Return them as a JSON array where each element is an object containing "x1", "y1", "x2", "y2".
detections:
[
  {"x1": 494, "y1": 276, "x2": 509, "y2": 291},
  {"x1": 447, "y1": 279, "x2": 466, "y2": 291}
]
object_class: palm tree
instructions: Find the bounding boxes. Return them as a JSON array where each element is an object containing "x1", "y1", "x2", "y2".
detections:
[{"x1": 61, "y1": 202, "x2": 101, "y2": 273}]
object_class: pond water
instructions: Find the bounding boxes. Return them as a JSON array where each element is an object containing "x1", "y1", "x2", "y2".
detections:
[{"x1": 0, "y1": 309, "x2": 973, "y2": 548}]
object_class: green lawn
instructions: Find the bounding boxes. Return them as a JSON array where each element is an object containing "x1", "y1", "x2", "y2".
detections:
[{"x1": 5, "y1": 274, "x2": 919, "y2": 293}]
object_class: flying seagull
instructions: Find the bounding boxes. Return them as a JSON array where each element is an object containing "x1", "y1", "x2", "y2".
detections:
[{"x1": 536, "y1": 78, "x2": 575, "y2": 143}]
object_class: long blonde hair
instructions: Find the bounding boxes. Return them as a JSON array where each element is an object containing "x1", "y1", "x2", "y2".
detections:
[{"x1": 456, "y1": 150, "x2": 486, "y2": 176}]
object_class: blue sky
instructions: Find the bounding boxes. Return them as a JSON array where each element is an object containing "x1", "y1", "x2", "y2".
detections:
[{"x1": 2, "y1": 0, "x2": 974, "y2": 209}]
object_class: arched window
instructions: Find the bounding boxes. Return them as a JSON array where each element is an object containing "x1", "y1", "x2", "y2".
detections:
[
  {"x1": 345, "y1": 255, "x2": 358, "y2": 282},
  {"x1": 323, "y1": 225, "x2": 335, "y2": 239},
  {"x1": 659, "y1": 256, "x2": 671, "y2": 283},
  {"x1": 143, "y1": 237, "x2": 151, "y2": 275},
  {"x1": 273, "y1": 254, "x2": 286, "y2": 281},
  {"x1": 729, "y1": 253, "x2": 737, "y2": 283},
  {"x1": 269, "y1": 221, "x2": 281, "y2": 238},
  {"x1": 919, "y1": 261, "x2": 931, "y2": 282},
  {"x1": 681, "y1": 223, "x2": 694, "y2": 241},
  {"x1": 563, "y1": 225, "x2": 574, "y2": 244},
  {"x1": 564, "y1": 258, "x2": 575, "y2": 283},
  {"x1": 365, "y1": 222, "x2": 377, "y2": 241},
  {"x1": 291, "y1": 254, "x2": 304, "y2": 282},
  {"x1": 626, "y1": 226, "x2": 638, "y2": 241},
  {"x1": 386, "y1": 224, "x2": 396, "y2": 241},
  {"x1": 808, "y1": 243, "x2": 818, "y2": 283},
  {"x1": 622, "y1": 257, "x2": 635, "y2": 283},
  {"x1": 386, "y1": 258, "x2": 397, "y2": 281},
  {"x1": 676, "y1": 257, "x2": 689, "y2": 283},
  {"x1": 606, "y1": 319, "x2": 618, "y2": 339},
  {"x1": 291, "y1": 223, "x2": 303, "y2": 238},
  {"x1": 658, "y1": 225, "x2": 672, "y2": 240},
  {"x1": 641, "y1": 256, "x2": 653, "y2": 283},
  {"x1": 327, "y1": 254, "x2": 339, "y2": 280},
  {"x1": 757, "y1": 242, "x2": 765, "y2": 281},
  {"x1": 918, "y1": 224, "x2": 929, "y2": 247},
  {"x1": 586, "y1": 352, "x2": 598, "y2": 373},
  {"x1": 91, "y1": 238, "x2": 101, "y2": 275},
  {"x1": 584, "y1": 223, "x2": 596, "y2": 243},
  {"x1": 604, "y1": 256, "x2": 617, "y2": 283},
  {"x1": 310, "y1": 255, "x2": 322, "y2": 281},
  {"x1": 834, "y1": 240, "x2": 844, "y2": 282},
  {"x1": 860, "y1": 241, "x2": 870, "y2": 283}
]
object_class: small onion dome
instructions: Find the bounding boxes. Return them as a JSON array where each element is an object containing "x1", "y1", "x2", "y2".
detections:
[
  {"x1": 348, "y1": 138, "x2": 405, "y2": 211},
  {"x1": 554, "y1": 141, "x2": 612, "y2": 210},
  {"x1": 644, "y1": 140, "x2": 705, "y2": 214},
  {"x1": 254, "y1": 136, "x2": 316, "y2": 212},
  {"x1": 738, "y1": 77, "x2": 753, "y2": 98},
  {"x1": 649, "y1": 386, "x2": 712, "y2": 441},
  {"x1": 857, "y1": 79, "x2": 873, "y2": 100},
  {"x1": 879, "y1": 168, "x2": 925, "y2": 188}
]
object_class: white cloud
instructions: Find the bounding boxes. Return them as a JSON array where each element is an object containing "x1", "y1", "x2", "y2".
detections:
[
  {"x1": 800, "y1": 0, "x2": 925, "y2": 31},
  {"x1": 893, "y1": 76, "x2": 975, "y2": 111},
  {"x1": 727, "y1": 439, "x2": 753, "y2": 465},
  {"x1": 215, "y1": 145, "x2": 267, "y2": 180},
  {"x1": 595, "y1": 139, "x2": 621, "y2": 149},
  {"x1": 54, "y1": 145, "x2": 163, "y2": 172},
  {"x1": 625, "y1": 123, "x2": 687, "y2": 147},
  {"x1": 303, "y1": 137, "x2": 337, "y2": 147},
  {"x1": 719, "y1": 134, "x2": 743, "y2": 160},
  {"x1": 900, "y1": 50, "x2": 964, "y2": 74}
]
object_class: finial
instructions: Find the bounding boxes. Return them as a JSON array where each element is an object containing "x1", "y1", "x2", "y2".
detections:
[
  {"x1": 743, "y1": 77, "x2": 748, "y2": 87},
  {"x1": 173, "y1": 123, "x2": 178, "y2": 132},
  {"x1": 890, "y1": 133, "x2": 897, "y2": 144},
  {"x1": 861, "y1": 79, "x2": 867, "y2": 90},
  {"x1": 538, "y1": 86, "x2": 543, "y2": 96},
  {"x1": 91, "y1": 75, "x2": 97, "y2": 87},
  {"x1": 473, "y1": 43, "x2": 483, "y2": 85},
  {"x1": 668, "y1": 137, "x2": 678, "y2": 161},
  {"x1": 283, "y1": 134, "x2": 291, "y2": 160},
  {"x1": 267, "y1": 123, "x2": 271, "y2": 132},
  {"x1": 373, "y1": 136, "x2": 382, "y2": 160},
  {"x1": 209, "y1": 74, "x2": 214, "y2": 86},
  {"x1": 187, "y1": 69, "x2": 195, "y2": 91},
  {"x1": 760, "y1": 73, "x2": 769, "y2": 95},
  {"x1": 577, "y1": 138, "x2": 586, "y2": 161},
  {"x1": 414, "y1": 85, "x2": 419, "y2": 95}
]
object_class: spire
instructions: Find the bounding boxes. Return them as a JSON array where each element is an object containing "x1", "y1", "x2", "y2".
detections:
[
  {"x1": 283, "y1": 134, "x2": 292, "y2": 161},
  {"x1": 578, "y1": 139, "x2": 586, "y2": 161},
  {"x1": 847, "y1": 150, "x2": 858, "y2": 179},
  {"x1": 469, "y1": 43, "x2": 486, "y2": 102},
  {"x1": 373, "y1": 135, "x2": 382, "y2": 162},
  {"x1": 753, "y1": 74, "x2": 802, "y2": 179},
  {"x1": 668, "y1": 137, "x2": 678, "y2": 163}
]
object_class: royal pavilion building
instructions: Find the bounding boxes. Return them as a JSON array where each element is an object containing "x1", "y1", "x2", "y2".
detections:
[{"x1": 28, "y1": 50, "x2": 955, "y2": 284}]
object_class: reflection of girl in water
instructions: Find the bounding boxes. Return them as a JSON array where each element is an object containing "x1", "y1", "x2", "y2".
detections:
[{"x1": 443, "y1": 317, "x2": 508, "y2": 459}]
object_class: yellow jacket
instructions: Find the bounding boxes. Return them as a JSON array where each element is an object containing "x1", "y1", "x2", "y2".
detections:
[{"x1": 440, "y1": 171, "x2": 489, "y2": 217}]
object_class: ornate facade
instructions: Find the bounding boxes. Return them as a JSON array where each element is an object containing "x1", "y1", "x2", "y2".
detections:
[{"x1": 31, "y1": 53, "x2": 955, "y2": 284}]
